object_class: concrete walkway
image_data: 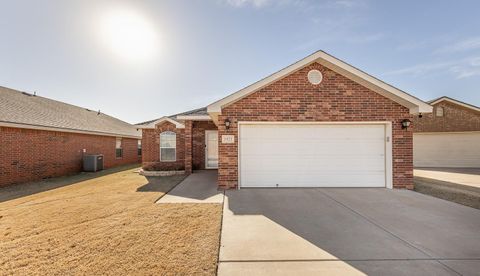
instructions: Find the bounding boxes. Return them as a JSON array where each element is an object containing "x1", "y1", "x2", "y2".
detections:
[
  {"x1": 218, "y1": 188, "x2": 480, "y2": 276},
  {"x1": 156, "y1": 170, "x2": 224, "y2": 203},
  {"x1": 414, "y1": 168, "x2": 480, "y2": 189}
]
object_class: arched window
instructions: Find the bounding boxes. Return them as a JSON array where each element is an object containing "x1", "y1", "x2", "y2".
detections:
[{"x1": 160, "y1": 131, "x2": 176, "y2": 161}]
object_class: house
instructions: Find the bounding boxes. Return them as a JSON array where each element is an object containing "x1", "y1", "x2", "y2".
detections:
[
  {"x1": 413, "y1": 96, "x2": 480, "y2": 168},
  {"x1": 138, "y1": 51, "x2": 432, "y2": 189},
  {"x1": 0, "y1": 86, "x2": 142, "y2": 187}
]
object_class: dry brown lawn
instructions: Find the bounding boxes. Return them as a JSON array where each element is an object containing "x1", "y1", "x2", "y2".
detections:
[{"x1": 0, "y1": 166, "x2": 222, "y2": 275}]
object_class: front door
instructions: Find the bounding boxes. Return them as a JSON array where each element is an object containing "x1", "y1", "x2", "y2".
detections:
[{"x1": 205, "y1": 130, "x2": 219, "y2": 169}]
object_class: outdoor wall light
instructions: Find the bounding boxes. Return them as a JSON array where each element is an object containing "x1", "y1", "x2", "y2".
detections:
[
  {"x1": 224, "y1": 118, "x2": 231, "y2": 130},
  {"x1": 401, "y1": 119, "x2": 412, "y2": 130}
]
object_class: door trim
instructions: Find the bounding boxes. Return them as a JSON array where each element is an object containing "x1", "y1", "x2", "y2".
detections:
[
  {"x1": 205, "y1": 130, "x2": 219, "y2": 169},
  {"x1": 237, "y1": 121, "x2": 393, "y2": 189}
]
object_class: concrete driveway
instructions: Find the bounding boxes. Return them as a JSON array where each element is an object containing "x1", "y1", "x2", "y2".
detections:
[
  {"x1": 415, "y1": 168, "x2": 480, "y2": 189},
  {"x1": 218, "y1": 188, "x2": 480, "y2": 275}
]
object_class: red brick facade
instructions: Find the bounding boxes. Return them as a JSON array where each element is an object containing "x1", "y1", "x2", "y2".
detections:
[
  {"x1": 217, "y1": 62, "x2": 414, "y2": 189},
  {"x1": 413, "y1": 101, "x2": 480, "y2": 132},
  {"x1": 142, "y1": 121, "x2": 186, "y2": 171},
  {"x1": 141, "y1": 120, "x2": 217, "y2": 172},
  {"x1": 0, "y1": 127, "x2": 140, "y2": 187}
]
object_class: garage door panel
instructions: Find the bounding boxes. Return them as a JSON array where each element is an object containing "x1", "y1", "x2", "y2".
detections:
[
  {"x1": 240, "y1": 124, "x2": 387, "y2": 188},
  {"x1": 242, "y1": 141, "x2": 384, "y2": 156},
  {"x1": 242, "y1": 171, "x2": 385, "y2": 188},
  {"x1": 414, "y1": 133, "x2": 480, "y2": 168},
  {"x1": 241, "y1": 155, "x2": 385, "y2": 171}
]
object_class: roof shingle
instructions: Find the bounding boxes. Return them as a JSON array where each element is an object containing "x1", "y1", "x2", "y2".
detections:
[
  {"x1": 0, "y1": 86, "x2": 141, "y2": 138},
  {"x1": 135, "y1": 107, "x2": 207, "y2": 126}
]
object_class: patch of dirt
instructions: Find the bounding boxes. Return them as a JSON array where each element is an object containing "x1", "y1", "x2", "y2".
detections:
[{"x1": 0, "y1": 168, "x2": 222, "y2": 275}]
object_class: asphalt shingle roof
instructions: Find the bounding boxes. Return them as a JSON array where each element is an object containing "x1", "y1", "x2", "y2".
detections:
[
  {"x1": 0, "y1": 86, "x2": 141, "y2": 138},
  {"x1": 135, "y1": 107, "x2": 208, "y2": 126}
]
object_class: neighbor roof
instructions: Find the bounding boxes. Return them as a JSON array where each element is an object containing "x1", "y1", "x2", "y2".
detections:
[
  {"x1": 207, "y1": 50, "x2": 433, "y2": 123},
  {"x1": 0, "y1": 86, "x2": 141, "y2": 138},
  {"x1": 429, "y1": 96, "x2": 480, "y2": 112},
  {"x1": 135, "y1": 107, "x2": 208, "y2": 129}
]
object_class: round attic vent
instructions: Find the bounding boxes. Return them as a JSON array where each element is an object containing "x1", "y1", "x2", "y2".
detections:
[{"x1": 307, "y1": 69, "x2": 323, "y2": 85}]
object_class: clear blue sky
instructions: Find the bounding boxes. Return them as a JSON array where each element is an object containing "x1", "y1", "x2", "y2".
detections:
[{"x1": 1, "y1": 0, "x2": 479, "y2": 123}]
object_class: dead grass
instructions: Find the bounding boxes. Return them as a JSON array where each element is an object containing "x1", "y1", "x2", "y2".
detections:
[{"x1": 0, "y1": 167, "x2": 222, "y2": 275}]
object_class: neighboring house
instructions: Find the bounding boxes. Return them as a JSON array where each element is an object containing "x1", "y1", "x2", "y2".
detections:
[
  {"x1": 138, "y1": 51, "x2": 432, "y2": 190},
  {"x1": 413, "y1": 96, "x2": 480, "y2": 168},
  {"x1": 0, "y1": 86, "x2": 142, "y2": 187}
]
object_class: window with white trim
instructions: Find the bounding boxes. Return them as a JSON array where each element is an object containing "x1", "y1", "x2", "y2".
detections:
[
  {"x1": 115, "y1": 137, "x2": 123, "y2": 158},
  {"x1": 436, "y1": 107, "x2": 444, "y2": 117},
  {"x1": 160, "y1": 131, "x2": 176, "y2": 161},
  {"x1": 137, "y1": 140, "x2": 142, "y2": 156}
]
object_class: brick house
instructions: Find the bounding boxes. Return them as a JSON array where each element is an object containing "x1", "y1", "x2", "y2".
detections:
[
  {"x1": 413, "y1": 96, "x2": 480, "y2": 168},
  {"x1": 139, "y1": 51, "x2": 432, "y2": 189},
  {"x1": 0, "y1": 86, "x2": 141, "y2": 187}
]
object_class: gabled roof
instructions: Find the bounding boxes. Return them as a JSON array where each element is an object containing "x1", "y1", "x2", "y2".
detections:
[
  {"x1": 0, "y1": 86, "x2": 141, "y2": 138},
  {"x1": 207, "y1": 50, "x2": 432, "y2": 121},
  {"x1": 136, "y1": 117, "x2": 185, "y2": 129},
  {"x1": 429, "y1": 96, "x2": 480, "y2": 112},
  {"x1": 135, "y1": 107, "x2": 208, "y2": 129}
]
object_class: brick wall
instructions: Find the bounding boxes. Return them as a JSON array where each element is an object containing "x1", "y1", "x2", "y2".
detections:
[
  {"x1": 141, "y1": 120, "x2": 218, "y2": 171},
  {"x1": 413, "y1": 101, "x2": 480, "y2": 132},
  {"x1": 142, "y1": 121, "x2": 185, "y2": 171},
  {"x1": 218, "y1": 62, "x2": 414, "y2": 189},
  {"x1": 0, "y1": 126, "x2": 140, "y2": 187}
]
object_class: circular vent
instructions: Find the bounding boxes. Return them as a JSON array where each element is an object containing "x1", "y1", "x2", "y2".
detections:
[{"x1": 307, "y1": 69, "x2": 323, "y2": 85}]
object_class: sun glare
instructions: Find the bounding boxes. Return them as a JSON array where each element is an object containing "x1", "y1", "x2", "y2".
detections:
[{"x1": 100, "y1": 9, "x2": 158, "y2": 63}]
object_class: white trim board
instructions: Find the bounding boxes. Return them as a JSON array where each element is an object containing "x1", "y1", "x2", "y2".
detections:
[
  {"x1": 236, "y1": 121, "x2": 393, "y2": 189},
  {"x1": 208, "y1": 51, "x2": 432, "y2": 123}
]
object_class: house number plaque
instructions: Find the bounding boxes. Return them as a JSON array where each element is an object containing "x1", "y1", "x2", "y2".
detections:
[{"x1": 221, "y1": 135, "x2": 235, "y2": 144}]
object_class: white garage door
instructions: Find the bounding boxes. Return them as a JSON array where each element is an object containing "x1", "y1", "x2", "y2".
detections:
[
  {"x1": 414, "y1": 132, "x2": 480, "y2": 168},
  {"x1": 239, "y1": 124, "x2": 387, "y2": 188}
]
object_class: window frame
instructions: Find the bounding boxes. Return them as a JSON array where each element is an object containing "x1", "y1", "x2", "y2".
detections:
[
  {"x1": 160, "y1": 131, "x2": 176, "y2": 162},
  {"x1": 115, "y1": 137, "x2": 123, "y2": 158},
  {"x1": 436, "y1": 106, "x2": 444, "y2": 117},
  {"x1": 137, "y1": 140, "x2": 142, "y2": 156}
]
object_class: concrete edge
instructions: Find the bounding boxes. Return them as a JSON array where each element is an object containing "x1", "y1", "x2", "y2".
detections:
[{"x1": 139, "y1": 169, "x2": 185, "y2": 177}]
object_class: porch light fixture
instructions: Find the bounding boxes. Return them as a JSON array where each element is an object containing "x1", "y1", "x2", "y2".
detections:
[
  {"x1": 401, "y1": 119, "x2": 411, "y2": 130},
  {"x1": 224, "y1": 118, "x2": 231, "y2": 130}
]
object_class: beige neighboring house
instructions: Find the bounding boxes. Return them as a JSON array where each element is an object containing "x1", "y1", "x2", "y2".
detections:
[{"x1": 413, "y1": 96, "x2": 480, "y2": 168}]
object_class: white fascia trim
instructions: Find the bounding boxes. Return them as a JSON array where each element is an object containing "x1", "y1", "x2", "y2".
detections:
[
  {"x1": 137, "y1": 117, "x2": 185, "y2": 129},
  {"x1": 0, "y1": 121, "x2": 141, "y2": 139},
  {"x1": 207, "y1": 50, "x2": 433, "y2": 115},
  {"x1": 176, "y1": 115, "x2": 212, "y2": 121},
  {"x1": 429, "y1": 97, "x2": 480, "y2": 112}
]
